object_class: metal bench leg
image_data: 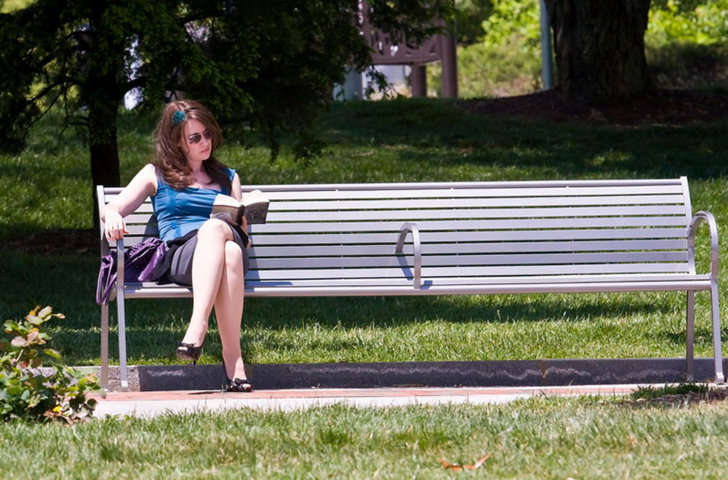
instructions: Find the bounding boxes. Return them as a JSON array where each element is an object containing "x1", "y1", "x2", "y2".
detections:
[
  {"x1": 710, "y1": 281, "x2": 724, "y2": 384},
  {"x1": 116, "y1": 289, "x2": 129, "y2": 391},
  {"x1": 685, "y1": 291, "x2": 695, "y2": 382},
  {"x1": 100, "y1": 303, "x2": 109, "y2": 390}
]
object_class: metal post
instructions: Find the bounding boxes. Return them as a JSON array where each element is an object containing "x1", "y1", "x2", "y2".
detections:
[
  {"x1": 100, "y1": 303, "x2": 109, "y2": 390},
  {"x1": 410, "y1": 65, "x2": 427, "y2": 97},
  {"x1": 440, "y1": 34, "x2": 458, "y2": 98},
  {"x1": 539, "y1": 0, "x2": 553, "y2": 90},
  {"x1": 116, "y1": 240, "x2": 129, "y2": 391},
  {"x1": 686, "y1": 291, "x2": 695, "y2": 381}
]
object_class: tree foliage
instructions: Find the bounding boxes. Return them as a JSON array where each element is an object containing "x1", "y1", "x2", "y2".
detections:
[
  {"x1": 453, "y1": 0, "x2": 493, "y2": 45},
  {"x1": 0, "y1": 0, "x2": 452, "y2": 190},
  {"x1": 647, "y1": 0, "x2": 728, "y2": 47}
]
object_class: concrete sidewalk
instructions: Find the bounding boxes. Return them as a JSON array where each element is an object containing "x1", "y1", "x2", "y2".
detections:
[{"x1": 91, "y1": 384, "x2": 644, "y2": 417}]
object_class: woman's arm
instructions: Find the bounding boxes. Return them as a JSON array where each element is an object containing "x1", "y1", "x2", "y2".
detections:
[
  {"x1": 230, "y1": 173, "x2": 251, "y2": 246},
  {"x1": 230, "y1": 172, "x2": 242, "y2": 201},
  {"x1": 102, "y1": 164, "x2": 158, "y2": 242}
]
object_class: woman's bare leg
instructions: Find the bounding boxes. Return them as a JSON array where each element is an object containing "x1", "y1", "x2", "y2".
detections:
[
  {"x1": 214, "y1": 240, "x2": 247, "y2": 379},
  {"x1": 181, "y1": 219, "x2": 232, "y2": 346}
]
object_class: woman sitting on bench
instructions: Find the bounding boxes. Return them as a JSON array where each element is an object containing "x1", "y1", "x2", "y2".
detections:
[{"x1": 101, "y1": 100, "x2": 253, "y2": 392}]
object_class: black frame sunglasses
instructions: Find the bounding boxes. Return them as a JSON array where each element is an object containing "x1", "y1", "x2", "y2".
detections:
[{"x1": 187, "y1": 130, "x2": 213, "y2": 145}]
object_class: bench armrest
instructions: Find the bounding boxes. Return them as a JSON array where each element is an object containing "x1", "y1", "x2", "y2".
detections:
[
  {"x1": 395, "y1": 222, "x2": 422, "y2": 289},
  {"x1": 688, "y1": 210, "x2": 719, "y2": 280},
  {"x1": 116, "y1": 238, "x2": 126, "y2": 288}
]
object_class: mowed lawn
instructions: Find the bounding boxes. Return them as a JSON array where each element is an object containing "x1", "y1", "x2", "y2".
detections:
[{"x1": 2, "y1": 397, "x2": 728, "y2": 479}]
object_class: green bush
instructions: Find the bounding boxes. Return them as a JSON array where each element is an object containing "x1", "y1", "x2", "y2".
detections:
[
  {"x1": 456, "y1": 36, "x2": 542, "y2": 98},
  {"x1": 480, "y1": 0, "x2": 540, "y2": 51},
  {"x1": 434, "y1": 0, "x2": 542, "y2": 98},
  {"x1": 646, "y1": 0, "x2": 728, "y2": 89},
  {"x1": 646, "y1": 0, "x2": 728, "y2": 47},
  {"x1": 0, "y1": 306, "x2": 98, "y2": 423}
]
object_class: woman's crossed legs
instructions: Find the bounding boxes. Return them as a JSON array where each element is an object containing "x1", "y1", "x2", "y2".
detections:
[{"x1": 180, "y1": 218, "x2": 247, "y2": 380}]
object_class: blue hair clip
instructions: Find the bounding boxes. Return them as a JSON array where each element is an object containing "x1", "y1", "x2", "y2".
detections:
[{"x1": 172, "y1": 110, "x2": 186, "y2": 126}]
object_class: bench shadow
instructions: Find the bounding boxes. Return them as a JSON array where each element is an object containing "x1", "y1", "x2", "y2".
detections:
[{"x1": 245, "y1": 292, "x2": 678, "y2": 330}]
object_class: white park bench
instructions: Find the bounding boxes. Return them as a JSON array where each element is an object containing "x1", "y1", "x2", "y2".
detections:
[{"x1": 97, "y1": 177, "x2": 723, "y2": 390}]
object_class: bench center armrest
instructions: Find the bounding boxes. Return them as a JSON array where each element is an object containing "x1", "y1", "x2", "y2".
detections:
[{"x1": 395, "y1": 222, "x2": 422, "y2": 289}]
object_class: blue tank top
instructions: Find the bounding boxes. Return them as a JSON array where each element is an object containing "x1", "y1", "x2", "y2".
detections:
[{"x1": 152, "y1": 168, "x2": 235, "y2": 242}]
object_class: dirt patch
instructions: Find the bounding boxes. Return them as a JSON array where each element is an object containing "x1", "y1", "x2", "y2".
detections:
[{"x1": 458, "y1": 88, "x2": 728, "y2": 126}]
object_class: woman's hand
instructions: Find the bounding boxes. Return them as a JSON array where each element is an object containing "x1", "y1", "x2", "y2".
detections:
[
  {"x1": 104, "y1": 207, "x2": 128, "y2": 243},
  {"x1": 101, "y1": 163, "x2": 157, "y2": 244}
]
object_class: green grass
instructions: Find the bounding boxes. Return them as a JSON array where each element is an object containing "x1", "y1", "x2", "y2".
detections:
[
  {"x1": 2, "y1": 398, "x2": 728, "y2": 478},
  {"x1": 631, "y1": 382, "x2": 710, "y2": 400},
  {"x1": 1, "y1": 98, "x2": 727, "y2": 367}
]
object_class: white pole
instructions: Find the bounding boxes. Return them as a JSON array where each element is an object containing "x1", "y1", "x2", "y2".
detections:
[{"x1": 334, "y1": 68, "x2": 363, "y2": 101}]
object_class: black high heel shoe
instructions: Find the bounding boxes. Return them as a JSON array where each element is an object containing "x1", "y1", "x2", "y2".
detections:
[
  {"x1": 221, "y1": 361, "x2": 253, "y2": 392},
  {"x1": 176, "y1": 342, "x2": 203, "y2": 365},
  {"x1": 224, "y1": 377, "x2": 253, "y2": 392}
]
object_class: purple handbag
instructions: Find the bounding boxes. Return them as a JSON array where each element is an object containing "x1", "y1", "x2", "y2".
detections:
[{"x1": 96, "y1": 237, "x2": 168, "y2": 305}]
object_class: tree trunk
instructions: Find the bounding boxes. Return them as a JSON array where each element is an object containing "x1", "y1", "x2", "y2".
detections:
[
  {"x1": 545, "y1": 0, "x2": 652, "y2": 103},
  {"x1": 85, "y1": 2, "x2": 124, "y2": 234},
  {"x1": 88, "y1": 96, "x2": 121, "y2": 233}
]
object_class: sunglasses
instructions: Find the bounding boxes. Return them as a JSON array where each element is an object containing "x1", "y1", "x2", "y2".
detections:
[{"x1": 187, "y1": 130, "x2": 213, "y2": 145}]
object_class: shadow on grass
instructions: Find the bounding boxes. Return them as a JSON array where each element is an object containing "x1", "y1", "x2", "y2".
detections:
[
  {"x1": 319, "y1": 100, "x2": 728, "y2": 180},
  {"x1": 661, "y1": 326, "x2": 728, "y2": 351},
  {"x1": 244, "y1": 292, "x2": 674, "y2": 330}
]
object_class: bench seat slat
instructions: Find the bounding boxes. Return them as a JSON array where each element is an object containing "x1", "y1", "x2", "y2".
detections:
[
  {"x1": 248, "y1": 273, "x2": 708, "y2": 288},
  {"x1": 128, "y1": 272, "x2": 708, "y2": 293},
  {"x1": 247, "y1": 263, "x2": 691, "y2": 281},
  {"x1": 247, "y1": 281, "x2": 712, "y2": 297}
]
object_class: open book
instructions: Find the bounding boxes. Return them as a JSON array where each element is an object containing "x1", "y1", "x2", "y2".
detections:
[{"x1": 211, "y1": 189, "x2": 269, "y2": 225}]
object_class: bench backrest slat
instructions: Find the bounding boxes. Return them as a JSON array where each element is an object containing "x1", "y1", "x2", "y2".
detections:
[
  {"x1": 267, "y1": 205, "x2": 687, "y2": 222},
  {"x1": 270, "y1": 194, "x2": 688, "y2": 210},
  {"x1": 249, "y1": 251, "x2": 687, "y2": 269},
  {"x1": 250, "y1": 239, "x2": 687, "y2": 257},
  {"x1": 246, "y1": 228, "x2": 688, "y2": 246},
  {"x1": 260, "y1": 184, "x2": 685, "y2": 200},
  {"x1": 251, "y1": 216, "x2": 687, "y2": 233}
]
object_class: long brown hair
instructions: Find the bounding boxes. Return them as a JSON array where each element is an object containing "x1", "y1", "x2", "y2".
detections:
[{"x1": 152, "y1": 100, "x2": 231, "y2": 192}]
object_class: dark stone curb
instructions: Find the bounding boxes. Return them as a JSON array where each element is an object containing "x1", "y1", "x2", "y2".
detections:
[{"x1": 85, "y1": 358, "x2": 726, "y2": 392}]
